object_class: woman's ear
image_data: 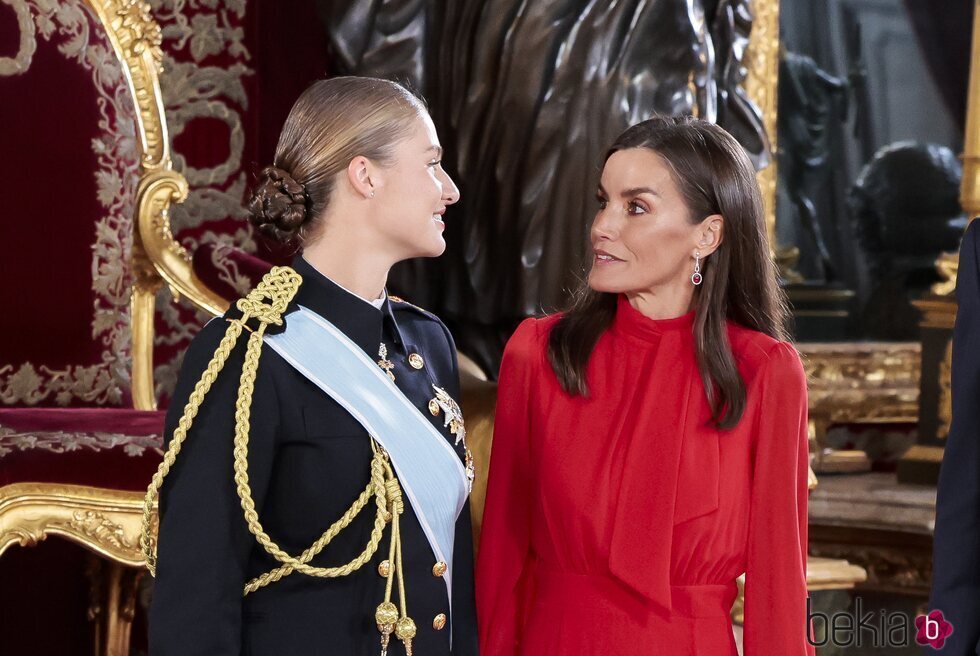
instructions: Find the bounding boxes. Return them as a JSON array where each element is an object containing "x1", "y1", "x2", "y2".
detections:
[
  {"x1": 696, "y1": 214, "x2": 724, "y2": 257},
  {"x1": 346, "y1": 156, "x2": 376, "y2": 199}
]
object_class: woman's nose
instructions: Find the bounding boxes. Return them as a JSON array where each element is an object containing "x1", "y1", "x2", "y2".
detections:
[{"x1": 441, "y1": 170, "x2": 461, "y2": 205}]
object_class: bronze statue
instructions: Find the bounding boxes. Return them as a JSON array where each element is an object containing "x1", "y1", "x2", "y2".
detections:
[{"x1": 777, "y1": 50, "x2": 848, "y2": 282}]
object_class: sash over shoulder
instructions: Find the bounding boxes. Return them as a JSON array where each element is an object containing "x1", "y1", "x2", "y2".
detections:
[{"x1": 264, "y1": 305, "x2": 469, "y2": 606}]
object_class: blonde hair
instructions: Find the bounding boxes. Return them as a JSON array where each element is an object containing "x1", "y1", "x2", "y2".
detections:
[{"x1": 247, "y1": 76, "x2": 426, "y2": 244}]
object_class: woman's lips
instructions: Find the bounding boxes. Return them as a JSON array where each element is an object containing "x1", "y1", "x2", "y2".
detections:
[{"x1": 594, "y1": 250, "x2": 623, "y2": 264}]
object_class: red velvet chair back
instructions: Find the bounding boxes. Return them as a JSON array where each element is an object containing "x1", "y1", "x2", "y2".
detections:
[{"x1": 0, "y1": 1, "x2": 144, "y2": 409}]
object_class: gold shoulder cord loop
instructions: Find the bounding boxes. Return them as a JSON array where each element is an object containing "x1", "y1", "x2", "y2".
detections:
[{"x1": 140, "y1": 266, "x2": 416, "y2": 654}]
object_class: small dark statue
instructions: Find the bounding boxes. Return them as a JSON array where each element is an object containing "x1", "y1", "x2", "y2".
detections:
[
  {"x1": 777, "y1": 50, "x2": 849, "y2": 282},
  {"x1": 850, "y1": 142, "x2": 967, "y2": 339}
]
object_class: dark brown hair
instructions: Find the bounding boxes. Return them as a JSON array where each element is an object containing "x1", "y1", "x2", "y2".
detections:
[
  {"x1": 247, "y1": 76, "x2": 426, "y2": 244},
  {"x1": 546, "y1": 115, "x2": 789, "y2": 429}
]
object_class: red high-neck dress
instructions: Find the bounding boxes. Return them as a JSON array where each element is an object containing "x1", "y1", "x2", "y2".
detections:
[{"x1": 476, "y1": 296, "x2": 814, "y2": 656}]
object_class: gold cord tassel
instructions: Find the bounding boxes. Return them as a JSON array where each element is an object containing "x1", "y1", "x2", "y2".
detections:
[{"x1": 376, "y1": 460, "x2": 416, "y2": 655}]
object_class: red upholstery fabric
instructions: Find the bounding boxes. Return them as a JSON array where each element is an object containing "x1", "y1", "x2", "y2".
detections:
[
  {"x1": 0, "y1": 3, "x2": 140, "y2": 409},
  {"x1": 0, "y1": 409, "x2": 164, "y2": 489},
  {"x1": 192, "y1": 242, "x2": 274, "y2": 304},
  {"x1": 0, "y1": 408, "x2": 165, "y2": 435}
]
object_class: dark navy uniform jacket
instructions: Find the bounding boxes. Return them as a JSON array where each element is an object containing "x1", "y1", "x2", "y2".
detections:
[
  {"x1": 931, "y1": 220, "x2": 980, "y2": 656},
  {"x1": 149, "y1": 256, "x2": 478, "y2": 656}
]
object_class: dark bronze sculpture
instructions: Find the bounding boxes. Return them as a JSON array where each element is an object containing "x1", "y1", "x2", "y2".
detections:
[
  {"x1": 318, "y1": 0, "x2": 768, "y2": 373},
  {"x1": 777, "y1": 50, "x2": 849, "y2": 283},
  {"x1": 850, "y1": 142, "x2": 966, "y2": 339}
]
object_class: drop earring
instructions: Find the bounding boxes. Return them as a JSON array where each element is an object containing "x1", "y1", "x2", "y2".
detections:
[{"x1": 691, "y1": 251, "x2": 703, "y2": 286}]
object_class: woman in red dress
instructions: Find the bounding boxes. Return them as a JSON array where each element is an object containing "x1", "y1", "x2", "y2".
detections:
[{"x1": 476, "y1": 116, "x2": 814, "y2": 655}]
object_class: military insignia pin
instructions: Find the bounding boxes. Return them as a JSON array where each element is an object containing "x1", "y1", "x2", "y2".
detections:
[{"x1": 430, "y1": 384, "x2": 475, "y2": 492}]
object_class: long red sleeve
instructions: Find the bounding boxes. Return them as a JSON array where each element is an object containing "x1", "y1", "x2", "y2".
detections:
[
  {"x1": 742, "y1": 342, "x2": 815, "y2": 656},
  {"x1": 476, "y1": 318, "x2": 538, "y2": 655}
]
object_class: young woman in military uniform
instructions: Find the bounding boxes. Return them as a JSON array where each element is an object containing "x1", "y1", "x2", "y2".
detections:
[{"x1": 143, "y1": 77, "x2": 477, "y2": 656}]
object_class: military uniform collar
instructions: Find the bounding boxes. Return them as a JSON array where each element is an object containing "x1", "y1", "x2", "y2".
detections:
[{"x1": 290, "y1": 256, "x2": 405, "y2": 354}]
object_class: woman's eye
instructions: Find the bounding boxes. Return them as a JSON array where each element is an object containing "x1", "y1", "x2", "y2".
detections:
[
  {"x1": 428, "y1": 160, "x2": 442, "y2": 168},
  {"x1": 596, "y1": 197, "x2": 608, "y2": 209},
  {"x1": 628, "y1": 201, "x2": 646, "y2": 215}
]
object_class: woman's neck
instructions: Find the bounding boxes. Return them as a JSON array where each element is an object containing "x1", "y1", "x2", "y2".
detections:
[
  {"x1": 625, "y1": 285, "x2": 695, "y2": 320},
  {"x1": 301, "y1": 239, "x2": 391, "y2": 302}
]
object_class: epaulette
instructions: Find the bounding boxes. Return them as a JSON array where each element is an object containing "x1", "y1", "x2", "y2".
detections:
[
  {"x1": 388, "y1": 295, "x2": 440, "y2": 322},
  {"x1": 225, "y1": 266, "x2": 301, "y2": 335}
]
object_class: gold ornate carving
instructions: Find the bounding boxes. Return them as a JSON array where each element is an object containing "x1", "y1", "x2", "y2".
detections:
[
  {"x1": 933, "y1": 252, "x2": 959, "y2": 296},
  {"x1": 85, "y1": 551, "x2": 144, "y2": 656},
  {"x1": 0, "y1": 0, "x2": 230, "y2": 408},
  {"x1": 804, "y1": 342, "x2": 920, "y2": 474},
  {"x1": 744, "y1": 0, "x2": 780, "y2": 248},
  {"x1": 86, "y1": 0, "x2": 167, "y2": 168},
  {"x1": 58, "y1": 510, "x2": 135, "y2": 551},
  {"x1": 2, "y1": 0, "x2": 234, "y2": 410},
  {"x1": 0, "y1": 482, "x2": 155, "y2": 566},
  {"x1": 88, "y1": 0, "x2": 230, "y2": 405},
  {"x1": 135, "y1": 170, "x2": 229, "y2": 317},
  {"x1": 88, "y1": 0, "x2": 253, "y2": 407},
  {"x1": 938, "y1": 339, "x2": 953, "y2": 439},
  {"x1": 801, "y1": 342, "x2": 921, "y2": 428},
  {"x1": 144, "y1": 0, "x2": 256, "y2": 402}
]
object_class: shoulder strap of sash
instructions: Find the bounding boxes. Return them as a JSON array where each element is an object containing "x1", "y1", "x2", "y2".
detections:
[{"x1": 264, "y1": 306, "x2": 468, "y2": 607}]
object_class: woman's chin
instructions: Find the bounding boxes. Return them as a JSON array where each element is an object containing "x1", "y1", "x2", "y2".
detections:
[
  {"x1": 420, "y1": 235, "x2": 447, "y2": 258},
  {"x1": 587, "y1": 271, "x2": 623, "y2": 294}
]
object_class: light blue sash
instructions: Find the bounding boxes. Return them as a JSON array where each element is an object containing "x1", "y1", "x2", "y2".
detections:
[{"x1": 263, "y1": 306, "x2": 468, "y2": 610}]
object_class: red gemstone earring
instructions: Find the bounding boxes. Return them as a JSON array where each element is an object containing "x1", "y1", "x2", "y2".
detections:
[{"x1": 691, "y1": 251, "x2": 703, "y2": 286}]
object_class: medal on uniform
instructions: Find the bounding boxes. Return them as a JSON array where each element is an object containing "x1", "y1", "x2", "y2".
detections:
[
  {"x1": 431, "y1": 385, "x2": 475, "y2": 492},
  {"x1": 377, "y1": 342, "x2": 396, "y2": 382}
]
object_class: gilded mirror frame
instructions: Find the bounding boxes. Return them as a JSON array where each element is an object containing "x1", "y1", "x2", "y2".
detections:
[{"x1": 744, "y1": 0, "x2": 923, "y2": 446}]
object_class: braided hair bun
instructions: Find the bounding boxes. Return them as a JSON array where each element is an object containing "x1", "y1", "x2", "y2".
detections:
[{"x1": 247, "y1": 166, "x2": 311, "y2": 242}]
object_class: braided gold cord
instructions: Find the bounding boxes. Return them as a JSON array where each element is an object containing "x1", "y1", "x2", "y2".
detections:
[
  {"x1": 140, "y1": 267, "x2": 302, "y2": 575},
  {"x1": 140, "y1": 266, "x2": 413, "y2": 612},
  {"x1": 230, "y1": 323, "x2": 394, "y2": 583},
  {"x1": 242, "y1": 450, "x2": 391, "y2": 594},
  {"x1": 140, "y1": 320, "x2": 245, "y2": 574}
]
